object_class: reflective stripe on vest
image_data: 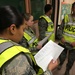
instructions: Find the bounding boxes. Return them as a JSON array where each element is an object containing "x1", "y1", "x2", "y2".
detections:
[
  {"x1": 28, "y1": 36, "x2": 37, "y2": 45},
  {"x1": 63, "y1": 32, "x2": 75, "y2": 38},
  {"x1": 63, "y1": 14, "x2": 75, "y2": 42},
  {"x1": 66, "y1": 22, "x2": 75, "y2": 25},
  {"x1": 40, "y1": 15, "x2": 54, "y2": 41},
  {"x1": 45, "y1": 31, "x2": 54, "y2": 36},
  {"x1": 0, "y1": 41, "x2": 19, "y2": 53},
  {"x1": 0, "y1": 40, "x2": 36, "y2": 68},
  {"x1": 24, "y1": 29, "x2": 38, "y2": 47}
]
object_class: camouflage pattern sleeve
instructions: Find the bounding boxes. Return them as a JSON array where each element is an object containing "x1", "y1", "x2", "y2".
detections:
[
  {"x1": 56, "y1": 19, "x2": 65, "y2": 40},
  {"x1": 44, "y1": 70, "x2": 53, "y2": 75},
  {"x1": 19, "y1": 36, "x2": 29, "y2": 48},
  {"x1": 38, "y1": 18, "x2": 48, "y2": 41}
]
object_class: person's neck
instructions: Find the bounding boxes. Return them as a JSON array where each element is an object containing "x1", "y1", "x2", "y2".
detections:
[
  {"x1": 0, "y1": 34, "x2": 9, "y2": 40},
  {"x1": 45, "y1": 13, "x2": 50, "y2": 17}
]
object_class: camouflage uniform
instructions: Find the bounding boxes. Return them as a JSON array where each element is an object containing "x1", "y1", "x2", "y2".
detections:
[
  {"x1": 38, "y1": 17, "x2": 48, "y2": 45},
  {"x1": 19, "y1": 28, "x2": 39, "y2": 53},
  {"x1": 57, "y1": 15, "x2": 75, "y2": 74},
  {"x1": 19, "y1": 37, "x2": 38, "y2": 52},
  {"x1": 1, "y1": 53, "x2": 52, "y2": 75}
]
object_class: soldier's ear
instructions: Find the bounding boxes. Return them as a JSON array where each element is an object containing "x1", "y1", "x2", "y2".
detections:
[{"x1": 9, "y1": 24, "x2": 17, "y2": 35}]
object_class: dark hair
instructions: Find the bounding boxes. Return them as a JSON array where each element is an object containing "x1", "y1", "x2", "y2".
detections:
[
  {"x1": 72, "y1": 2, "x2": 75, "y2": 8},
  {"x1": 0, "y1": 6, "x2": 24, "y2": 33},
  {"x1": 44, "y1": 4, "x2": 52, "y2": 13},
  {"x1": 22, "y1": 13, "x2": 31, "y2": 21}
]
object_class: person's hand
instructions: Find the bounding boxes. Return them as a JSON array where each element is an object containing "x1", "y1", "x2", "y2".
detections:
[
  {"x1": 47, "y1": 59, "x2": 59, "y2": 71},
  {"x1": 36, "y1": 44, "x2": 42, "y2": 50},
  {"x1": 61, "y1": 38, "x2": 66, "y2": 44},
  {"x1": 71, "y1": 42, "x2": 75, "y2": 47}
]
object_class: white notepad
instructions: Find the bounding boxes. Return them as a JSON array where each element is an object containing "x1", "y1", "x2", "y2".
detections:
[{"x1": 34, "y1": 40, "x2": 64, "y2": 71}]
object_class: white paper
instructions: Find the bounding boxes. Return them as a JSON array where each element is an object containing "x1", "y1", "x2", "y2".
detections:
[{"x1": 34, "y1": 40, "x2": 64, "y2": 71}]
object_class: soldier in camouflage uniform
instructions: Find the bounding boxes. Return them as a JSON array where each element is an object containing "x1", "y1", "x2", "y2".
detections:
[
  {"x1": 38, "y1": 4, "x2": 55, "y2": 45},
  {"x1": 57, "y1": 2, "x2": 75, "y2": 75},
  {"x1": 19, "y1": 36, "x2": 39, "y2": 52},
  {"x1": 0, "y1": 6, "x2": 58, "y2": 75},
  {"x1": 19, "y1": 13, "x2": 42, "y2": 54}
]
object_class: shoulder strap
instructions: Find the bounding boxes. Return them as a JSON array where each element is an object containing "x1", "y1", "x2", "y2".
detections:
[
  {"x1": 40, "y1": 15, "x2": 51, "y2": 23},
  {"x1": 0, "y1": 41, "x2": 19, "y2": 54}
]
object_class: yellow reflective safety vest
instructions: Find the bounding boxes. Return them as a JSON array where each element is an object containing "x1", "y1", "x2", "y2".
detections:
[
  {"x1": 0, "y1": 39, "x2": 43, "y2": 75},
  {"x1": 40, "y1": 15, "x2": 55, "y2": 41},
  {"x1": 63, "y1": 14, "x2": 75, "y2": 43},
  {"x1": 24, "y1": 28, "x2": 38, "y2": 47},
  {"x1": 0, "y1": 39, "x2": 36, "y2": 68}
]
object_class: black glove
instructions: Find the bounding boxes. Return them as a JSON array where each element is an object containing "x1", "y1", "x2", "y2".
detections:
[{"x1": 64, "y1": 42, "x2": 73, "y2": 50}]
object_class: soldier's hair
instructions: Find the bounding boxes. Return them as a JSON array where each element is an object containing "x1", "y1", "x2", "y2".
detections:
[
  {"x1": 44, "y1": 4, "x2": 52, "y2": 13},
  {"x1": 23, "y1": 13, "x2": 31, "y2": 21},
  {"x1": 0, "y1": 6, "x2": 24, "y2": 33},
  {"x1": 72, "y1": 2, "x2": 75, "y2": 8}
]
